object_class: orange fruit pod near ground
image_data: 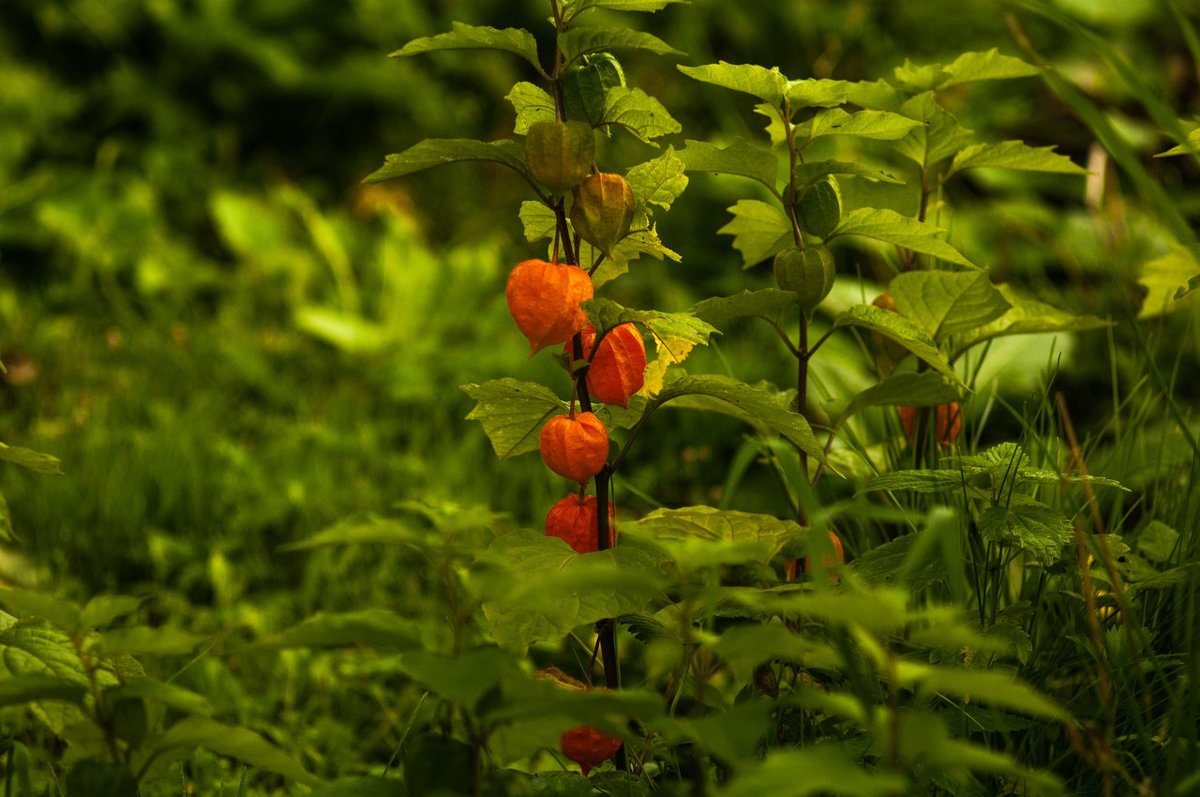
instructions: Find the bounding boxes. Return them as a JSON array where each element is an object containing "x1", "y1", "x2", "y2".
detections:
[
  {"x1": 539, "y1": 412, "x2": 609, "y2": 484},
  {"x1": 898, "y1": 402, "x2": 962, "y2": 450},
  {"x1": 802, "y1": 529, "x2": 845, "y2": 575},
  {"x1": 545, "y1": 493, "x2": 617, "y2": 553},
  {"x1": 559, "y1": 725, "x2": 623, "y2": 776},
  {"x1": 565, "y1": 324, "x2": 646, "y2": 408},
  {"x1": 505, "y1": 260, "x2": 593, "y2": 354}
]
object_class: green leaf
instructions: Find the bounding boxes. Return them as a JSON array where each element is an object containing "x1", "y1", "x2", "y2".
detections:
[
  {"x1": 850, "y1": 532, "x2": 946, "y2": 591},
  {"x1": 80, "y1": 596, "x2": 144, "y2": 630},
  {"x1": 979, "y1": 495, "x2": 1073, "y2": 566},
  {"x1": 107, "y1": 680, "x2": 212, "y2": 717},
  {"x1": 0, "y1": 675, "x2": 86, "y2": 708},
  {"x1": 391, "y1": 23, "x2": 544, "y2": 75},
  {"x1": 838, "y1": 372, "x2": 965, "y2": 422},
  {"x1": 1154, "y1": 127, "x2": 1200, "y2": 157},
  {"x1": 560, "y1": 28, "x2": 682, "y2": 65},
  {"x1": 584, "y1": 298, "x2": 717, "y2": 347},
  {"x1": 949, "y1": 140, "x2": 1087, "y2": 177},
  {"x1": 583, "y1": 226, "x2": 682, "y2": 288},
  {"x1": 250, "y1": 610, "x2": 421, "y2": 650},
  {"x1": 1135, "y1": 521, "x2": 1180, "y2": 564},
  {"x1": 942, "y1": 49, "x2": 1040, "y2": 88},
  {"x1": 655, "y1": 375, "x2": 825, "y2": 462},
  {"x1": 690, "y1": 288, "x2": 801, "y2": 328},
  {"x1": 829, "y1": 208, "x2": 975, "y2": 268},
  {"x1": 832, "y1": 305, "x2": 960, "y2": 381},
  {"x1": 520, "y1": 200, "x2": 557, "y2": 243},
  {"x1": 462, "y1": 379, "x2": 566, "y2": 460},
  {"x1": 709, "y1": 624, "x2": 836, "y2": 683},
  {"x1": 890, "y1": 270, "x2": 1010, "y2": 341},
  {"x1": 954, "y1": 284, "x2": 1110, "y2": 354},
  {"x1": 0, "y1": 442, "x2": 62, "y2": 475},
  {"x1": 506, "y1": 82, "x2": 556, "y2": 135},
  {"x1": 626, "y1": 148, "x2": 688, "y2": 211},
  {"x1": 794, "y1": 159, "x2": 904, "y2": 185},
  {"x1": 895, "y1": 92, "x2": 976, "y2": 167},
  {"x1": 600, "y1": 86, "x2": 681, "y2": 142},
  {"x1": 859, "y1": 470, "x2": 967, "y2": 495},
  {"x1": 785, "y1": 78, "x2": 851, "y2": 108},
  {"x1": 365, "y1": 139, "x2": 530, "y2": 184},
  {"x1": 280, "y1": 516, "x2": 426, "y2": 551},
  {"x1": 1137, "y1": 246, "x2": 1200, "y2": 319},
  {"x1": 397, "y1": 648, "x2": 520, "y2": 710},
  {"x1": 898, "y1": 662, "x2": 1070, "y2": 721},
  {"x1": 718, "y1": 199, "x2": 793, "y2": 268},
  {"x1": 148, "y1": 717, "x2": 321, "y2": 787},
  {"x1": 678, "y1": 62, "x2": 787, "y2": 106},
  {"x1": 0, "y1": 590, "x2": 82, "y2": 633},
  {"x1": 678, "y1": 138, "x2": 779, "y2": 190},
  {"x1": 718, "y1": 748, "x2": 908, "y2": 797},
  {"x1": 794, "y1": 109, "x2": 923, "y2": 141},
  {"x1": 99, "y1": 627, "x2": 205, "y2": 657},
  {"x1": 565, "y1": 0, "x2": 687, "y2": 14},
  {"x1": 295, "y1": 307, "x2": 388, "y2": 355},
  {"x1": 635, "y1": 506, "x2": 805, "y2": 561},
  {"x1": 664, "y1": 702, "x2": 775, "y2": 766}
]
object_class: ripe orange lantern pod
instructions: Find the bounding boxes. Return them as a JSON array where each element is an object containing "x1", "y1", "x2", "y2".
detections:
[
  {"x1": 565, "y1": 324, "x2": 647, "y2": 408},
  {"x1": 559, "y1": 725, "x2": 623, "y2": 776},
  {"x1": 802, "y1": 529, "x2": 845, "y2": 577},
  {"x1": 545, "y1": 493, "x2": 617, "y2": 553},
  {"x1": 539, "y1": 411, "x2": 609, "y2": 484},
  {"x1": 505, "y1": 260, "x2": 593, "y2": 354},
  {"x1": 898, "y1": 402, "x2": 962, "y2": 450}
]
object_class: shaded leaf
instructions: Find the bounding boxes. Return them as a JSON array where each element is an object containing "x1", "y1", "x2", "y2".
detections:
[
  {"x1": 979, "y1": 496, "x2": 1072, "y2": 566},
  {"x1": 600, "y1": 87, "x2": 681, "y2": 142},
  {"x1": 462, "y1": 379, "x2": 565, "y2": 460},
  {"x1": 678, "y1": 138, "x2": 779, "y2": 189},
  {"x1": 717, "y1": 199, "x2": 793, "y2": 268},
  {"x1": 0, "y1": 675, "x2": 86, "y2": 708},
  {"x1": 794, "y1": 159, "x2": 904, "y2": 186},
  {"x1": 365, "y1": 139, "x2": 530, "y2": 184},
  {"x1": 839, "y1": 372, "x2": 965, "y2": 422},
  {"x1": 99, "y1": 627, "x2": 205, "y2": 657},
  {"x1": 149, "y1": 717, "x2": 321, "y2": 787},
  {"x1": 718, "y1": 748, "x2": 907, "y2": 797},
  {"x1": 899, "y1": 662, "x2": 1070, "y2": 721},
  {"x1": 250, "y1": 610, "x2": 421, "y2": 651},
  {"x1": 0, "y1": 443, "x2": 62, "y2": 475},
  {"x1": 955, "y1": 284, "x2": 1110, "y2": 353},
  {"x1": 833, "y1": 305, "x2": 960, "y2": 380},
  {"x1": 107, "y1": 680, "x2": 212, "y2": 717},
  {"x1": 565, "y1": 0, "x2": 687, "y2": 13},
  {"x1": 829, "y1": 208, "x2": 975, "y2": 268},
  {"x1": 690, "y1": 288, "x2": 800, "y2": 328}
]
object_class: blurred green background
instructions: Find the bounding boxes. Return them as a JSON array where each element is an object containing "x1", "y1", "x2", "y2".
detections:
[{"x1": 2, "y1": 0, "x2": 1197, "y2": 596}]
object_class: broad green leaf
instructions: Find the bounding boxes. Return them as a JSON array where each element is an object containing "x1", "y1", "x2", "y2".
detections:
[
  {"x1": 794, "y1": 159, "x2": 904, "y2": 185},
  {"x1": 0, "y1": 590, "x2": 81, "y2": 633},
  {"x1": 895, "y1": 92, "x2": 976, "y2": 167},
  {"x1": 954, "y1": 442, "x2": 1029, "y2": 476},
  {"x1": 1154, "y1": 127, "x2": 1200, "y2": 157},
  {"x1": 565, "y1": 0, "x2": 687, "y2": 14},
  {"x1": 678, "y1": 62, "x2": 787, "y2": 106},
  {"x1": 860, "y1": 469, "x2": 969, "y2": 494},
  {"x1": 942, "y1": 49, "x2": 1040, "y2": 88},
  {"x1": 478, "y1": 532, "x2": 664, "y2": 652},
  {"x1": 717, "y1": 199, "x2": 793, "y2": 268},
  {"x1": 626, "y1": 148, "x2": 688, "y2": 211},
  {"x1": 0, "y1": 675, "x2": 86, "y2": 708},
  {"x1": 1011, "y1": 468, "x2": 1127, "y2": 491},
  {"x1": 898, "y1": 662, "x2": 1070, "y2": 721},
  {"x1": 583, "y1": 226, "x2": 682, "y2": 288},
  {"x1": 80, "y1": 596, "x2": 143, "y2": 630},
  {"x1": 560, "y1": 28, "x2": 682, "y2": 65},
  {"x1": 893, "y1": 60, "x2": 951, "y2": 93},
  {"x1": 148, "y1": 717, "x2": 321, "y2": 787},
  {"x1": 890, "y1": 270, "x2": 1010, "y2": 341},
  {"x1": 519, "y1": 200, "x2": 557, "y2": 243},
  {"x1": 655, "y1": 375, "x2": 824, "y2": 462},
  {"x1": 843, "y1": 78, "x2": 903, "y2": 110},
  {"x1": 794, "y1": 109, "x2": 923, "y2": 142},
  {"x1": 690, "y1": 288, "x2": 800, "y2": 328},
  {"x1": 0, "y1": 622, "x2": 94, "y2": 736},
  {"x1": 462, "y1": 379, "x2": 566, "y2": 460},
  {"x1": 250, "y1": 610, "x2": 421, "y2": 650},
  {"x1": 949, "y1": 140, "x2": 1087, "y2": 177},
  {"x1": 600, "y1": 86, "x2": 681, "y2": 142},
  {"x1": 838, "y1": 371, "x2": 965, "y2": 422},
  {"x1": 785, "y1": 78, "x2": 850, "y2": 109},
  {"x1": 107, "y1": 680, "x2": 212, "y2": 717},
  {"x1": 719, "y1": 748, "x2": 907, "y2": 797},
  {"x1": 955, "y1": 284, "x2": 1110, "y2": 353},
  {"x1": 829, "y1": 208, "x2": 975, "y2": 268},
  {"x1": 365, "y1": 139, "x2": 530, "y2": 184},
  {"x1": 979, "y1": 495, "x2": 1073, "y2": 566},
  {"x1": 833, "y1": 305, "x2": 960, "y2": 380},
  {"x1": 635, "y1": 506, "x2": 805, "y2": 560},
  {"x1": 506, "y1": 82, "x2": 556, "y2": 134},
  {"x1": 661, "y1": 702, "x2": 775, "y2": 765},
  {"x1": 850, "y1": 532, "x2": 946, "y2": 591},
  {"x1": 391, "y1": 23, "x2": 544, "y2": 75},
  {"x1": 730, "y1": 587, "x2": 913, "y2": 633},
  {"x1": 99, "y1": 627, "x2": 205, "y2": 657},
  {"x1": 584, "y1": 298, "x2": 717, "y2": 346},
  {"x1": 709, "y1": 624, "x2": 836, "y2": 683},
  {"x1": 397, "y1": 648, "x2": 520, "y2": 710},
  {"x1": 678, "y1": 138, "x2": 779, "y2": 190},
  {"x1": 1137, "y1": 246, "x2": 1200, "y2": 318},
  {"x1": 0, "y1": 443, "x2": 62, "y2": 475},
  {"x1": 1135, "y1": 521, "x2": 1180, "y2": 564}
]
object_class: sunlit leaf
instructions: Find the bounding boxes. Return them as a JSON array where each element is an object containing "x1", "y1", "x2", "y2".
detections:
[
  {"x1": 678, "y1": 138, "x2": 779, "y2": 190},
  {"x1": 889, "y1": 270, "x2": 1010, "y2": 341},
  {"x1": 600, "y1": 86, "x2": 682, "y2": 142},
  {"x1": 462, "y1": 379, "x2": 566, "y2": 460},
  {"x1": 828, "y1": 208, "x2": 975, "y2": 268},
  {"x1": 832, "y1": 305, "x2": 960, "y2": 380},
  {"x1": 507, "y1": 82, "x2": 556, "y2": 134},
  {"x1": 391, "y1": 23, "x2": 544, "y2": 75},
  {"x1": 560, "y1": 28, "x2": 682, "y2": 65},
  {"x1": 365, "y1": 139, "x2": 531, "y2": 184},
  {"x1": 690, "y1": 288, "x2": 800, "y2": 328},
  {"x1": 678, "y1": 62, "x2": 787, "y2": 105},
  {"x1": 626, "y1": 148, "x2": 688, "y2": 210},
  {"x1": 794, "y1": 109, "x2": 922, "y2": 142},
  {"x1": 949, "y1": 140, "x2": 1087, "y2": 177},
  {"x1": 717, "y1": 199, "x2": 793, "y2": 268}
]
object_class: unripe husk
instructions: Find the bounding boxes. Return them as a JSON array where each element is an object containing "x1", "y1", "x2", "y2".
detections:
[
  {"x1": 773, "y1": 245, "x2": 835, "y2": 314},
  {"x1": 797, "y1": 175, "x2": 843, "y2": 239},
  {"x1": 525, "y1": 120, "x2": 594, "y2": 193},
  {"x1": 570, "y1": 173, "x2": 634, "y2": 253},
  {"x1": 506, "y1": 260, "x2": 594, "y2": 354}
]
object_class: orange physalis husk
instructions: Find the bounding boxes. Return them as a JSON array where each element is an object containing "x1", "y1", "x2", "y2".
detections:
[
  {"x1": 898, "y1": 402, "x2": 962, "y2": 450},
  {"x1": 565, "y1": 324, "x2": 646, "y2": 408},
  {"x1": 545, "y1": 493, "x2": 617, "y2": 553},
  {"x1": 559, "y1": 725, "x2": 623, "y2": 776},
  {"x1": 506, "y1": 260, "x2": 593, "y2": 355},
  {"x1": 539, "y1": 412, "x2": 609, "y2": 484},
  {"x1": 801, "y1": 529, "x2": 846, "y2": 582}
]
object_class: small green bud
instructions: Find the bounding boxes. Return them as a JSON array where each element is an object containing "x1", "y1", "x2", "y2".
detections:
[
  {"x1": 797, "y1": 175, "x2": 843, "y2": 239},
  {"x1": 774, "y1": 244, "x2": 836, "y2": 314}
]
